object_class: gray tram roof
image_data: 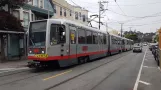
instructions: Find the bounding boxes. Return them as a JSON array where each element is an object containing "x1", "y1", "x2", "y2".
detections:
[
  {"x1": 30, "y1": 19, "x2": 133, "y2": 41},
  {"x1": 30, "y1": 19, "x2": 108, "y2": 34},
  {"x1": 48, "y1": 19, "x2": 107, "y2": 34},
  {"x1": 109, "y1": 33, "x2": 133, "y2": 41}
]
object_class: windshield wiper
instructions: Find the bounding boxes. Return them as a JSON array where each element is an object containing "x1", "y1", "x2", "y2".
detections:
[{"x1": 30, "y1": 38, "x2": 35, "y2": 46}]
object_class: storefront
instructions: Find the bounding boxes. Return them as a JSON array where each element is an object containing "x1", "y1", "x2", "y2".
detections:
[{"x1": 0, "y1": 30, "x2": 25, "y2": 61}]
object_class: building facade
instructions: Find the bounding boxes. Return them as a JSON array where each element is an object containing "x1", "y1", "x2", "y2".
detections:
[
  {"x1": 12, "y1": 0, "x2": 54, "y2": 31},
  {"x1": 0, "y1": 0, "x2": 54, "y2": 61},
  {"x1": 0, "y1": 0, "x2": 89, "y2": 61},
  {"x1": 52, "y1": 0, "x2": 89, "y2": 25}
]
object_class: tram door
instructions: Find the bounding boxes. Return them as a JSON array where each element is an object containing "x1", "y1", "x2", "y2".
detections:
[{"x1": 69, "y1": 26, "x2": 77, "y2": 59}]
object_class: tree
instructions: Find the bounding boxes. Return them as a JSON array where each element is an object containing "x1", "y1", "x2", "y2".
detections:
[
  {"x1": 125, "y1": 34, "x2": 138, "y2": 42},
  {"x1": 109, "y1": 30, "x2": 119, "y2": 35},
  {"x1": 0, "y1": 10, "x2": 23, "y2": 31},
  {"x1": 154, "y1": 35, "x2": 159, "y2": 43},
  {"x1": 0, "y1": 0, "x2": 29, "y2": 12}
]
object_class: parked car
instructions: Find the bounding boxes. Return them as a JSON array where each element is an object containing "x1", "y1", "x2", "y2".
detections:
[
  {"x1": 149, "y1": 43, "x2": 157, "y2": 51},
  {"x1": 133, "y1": 45, "x2": 142, "y2": 53},
  {"x1": 153, "y1": 45, "x2": 160, "y2": 66},
  {"x1": 152, "y1": 44, "x2": 158, "y2": 55}
]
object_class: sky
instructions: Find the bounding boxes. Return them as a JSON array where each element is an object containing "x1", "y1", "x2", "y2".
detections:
[{"x1": 66, "y1": 0, "x2": 161, "y2": 33}]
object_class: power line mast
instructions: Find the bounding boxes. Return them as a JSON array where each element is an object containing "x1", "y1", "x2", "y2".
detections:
[
  {"x1": 98, "y1": 1, "x2": 108, "y2": 29},
  {"x1": 120, "y1": 23, "x2": 123, "y2": 37}
]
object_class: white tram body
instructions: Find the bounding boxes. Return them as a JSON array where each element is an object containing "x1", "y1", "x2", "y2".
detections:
[{"x1": 27, "y1": 19, "x2": 133, "y2": 68}]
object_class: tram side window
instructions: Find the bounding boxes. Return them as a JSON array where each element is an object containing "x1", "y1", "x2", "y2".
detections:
[
  {"x1": 78, "y1": 29, "x2": 86, "y2": 44},
  {"x1": 93, "y1": 32, "x2": 98, "y2": 44},
  {"x1": 103, "y1": 34, "x2": 106, "y2": 44},
  {"x1": 86, "y1": 30, "x2": 92, "y2": 44},
  {"x1": 100, "y1": 33, "x2": 103, "y2": 44},
  {"x1": 111, "y1": 37, "x2": 115, "y2": 44},
  {"x1": 122, "y1": 40, "x2": 125, "y2": 45},
  {"x1": 50, "y1": 24, "x2": 65, "y2": 45},
  {"x1": 98, "y1": 33, "x2": 101, "y2": 44}
]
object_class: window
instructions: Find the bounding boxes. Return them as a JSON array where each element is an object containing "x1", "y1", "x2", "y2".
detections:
[
  {"x1": 23, "y1": 12, "x2": 29, "y2": 27},
  {"x1": 70, "y1": 30, "x2": 76, "y2": 44},
  {"x1": 82, "y1": 15, "x2": 86, "y2": 22},
  {"x1": 86, "y1": 30, "x2": 92, "y2": 44},
  {"x1": 60, "y1": 7, "x2": 62, "y2": 16},
  {"x1": 31, "y1": 14, "x2": 34, "y2": 21},
  {"x1": 103, "y1": 34, "x2": 106, "y2": 44},
  {"x1": 50, "y1": 24, "x2": 66, "y2": 45},
  {"x1": 64, "y1": 9, "x2": 66, "y2": 17},
  {"x1": 75, "y1": 12, "x2": 78, "y2": 20},
  {"x1": 111, "y1": 36, "x2": 115, "y2": 44},
  {"x1": 54, "y1": 5, "x2": 56, "y2": 13},
  {"x1": 98, "y1": 33, "x2": 101, "y2": 44},
  {"x1": 122, "y1": 40, "x2": 125, "y2": 45},
  {"x1": 29, "y1": 21, "x2": 47, "y2": 46},
  {"x1": 28, "y1": 0, "x2": 33, "y2": 5},
  {"x1": 93, "y1": 32, "x2": 98, "y2": 44},
  {"x1": 12, "y1": 10, "x2": 20, "y2": 19},
  {"x1": 78, "y1": 29, "x2": 86, "y2": 44},
  {"x1": 40, "y1": 0, "x2": 43, "y2": 8},
  {"x1": 100, "y1": 33, "x2": 104, "y2": 44},
  {"x1": 79, "y1": 12, "x2": 81, "y2": 20},
  {"x1": 44, "y1": 0, "x2": 53, "y2": 11},
  {"x1": 70, "y1": 10, "x2": 72, "y2": 16},
  {"x1": 34, "y1": 0, "x2": 39, "y2": 6}
]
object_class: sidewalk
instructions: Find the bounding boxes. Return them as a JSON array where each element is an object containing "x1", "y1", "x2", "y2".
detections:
[
  {"x1": 137, "y1": 49, "x2": 161, "y2": 90},
  {"x1": 0, "y1": 60, "x2": 28, "y2": 69}
]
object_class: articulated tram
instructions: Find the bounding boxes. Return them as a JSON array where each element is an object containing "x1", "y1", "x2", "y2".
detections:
[{"x1": 27, "y1": 19, "x2": 133, "y2": 68}]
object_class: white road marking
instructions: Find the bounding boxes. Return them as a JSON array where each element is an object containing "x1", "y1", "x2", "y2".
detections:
[
  {"x1": 139, "y1": 80, "x2": 151, "y2": 85},
  {"x1": 133, "y1": 49, "x2": 147, "y2": 90},
  {"x1": 143, "y1": 66, "x2": 157, "y2": 68}
]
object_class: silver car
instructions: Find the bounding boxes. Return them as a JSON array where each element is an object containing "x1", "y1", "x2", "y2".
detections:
[{"x1": 133, "y1": 46, "x2": 142, "y2": 52}]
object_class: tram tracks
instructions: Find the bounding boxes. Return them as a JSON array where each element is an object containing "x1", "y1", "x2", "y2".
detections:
[
  {"x1": 0, "y1": 51, "x2": 133, "y2": 88},
  {"x1": 45, "y1": 51, "x2": 137, "y2": 90}
]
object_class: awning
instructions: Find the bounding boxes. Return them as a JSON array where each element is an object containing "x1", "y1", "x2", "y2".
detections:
[
  {"x1": 23, "y1": 4, "x2": 54, "y2": 16},
  {"x1": 0, "y1": 30, "x2": 24, "y2": 34}
]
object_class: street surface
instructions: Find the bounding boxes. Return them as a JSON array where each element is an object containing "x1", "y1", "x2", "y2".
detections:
[{"x1": 0, "y1": 46, "x2": 160, "y2": 90}]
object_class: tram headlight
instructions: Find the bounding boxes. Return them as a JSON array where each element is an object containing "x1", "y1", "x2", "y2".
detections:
[
  {"x1": 42, "y1": 51, "x2": 45, "y2": 54},
  {"x1": 29, "y1": 51, "x2": 32, "y2": 54}
]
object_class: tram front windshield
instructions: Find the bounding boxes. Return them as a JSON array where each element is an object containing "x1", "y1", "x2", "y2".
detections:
[{"x1": 29, "y1": 21, "x2": 47, "y2": 47}]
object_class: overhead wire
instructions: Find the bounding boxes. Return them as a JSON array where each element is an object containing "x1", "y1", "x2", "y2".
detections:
[
  {"x1": 124, "y1": 20, "x2": 161, "y2": 26},
  {"x1": 108, "y1": 9, "x2": 161, "y2": 18},
  {"x1": 108, "y1": 1, "x2": 161, "y2": 6},
  {"x1": 69, "y1": 0, "x2": 98, "y2": 13},
  {"x1": 115, "y1": 1, "x2": 127, "y2": 16}
]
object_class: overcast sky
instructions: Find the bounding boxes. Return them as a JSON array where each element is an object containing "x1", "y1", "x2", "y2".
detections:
[{"x1": 66, "y1": 0, "x2": 161, "y2": 33}]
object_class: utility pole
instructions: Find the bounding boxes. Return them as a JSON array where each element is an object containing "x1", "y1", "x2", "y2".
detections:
[
  {"x1": 106, "y1": 22, "x2": 108, "y2": 33},
  {"x1": 99, "y1": 2, "x2": 101, "y2": 29},
  {"x1": 98, "y1": 1, "x2": 108, "y2": 29},
  {"x1": 129, "y1": 27, "x2": 132, "y2": 31},
  {"x1": 120, "y1": 23, "x2": 123, "y2": 37}
]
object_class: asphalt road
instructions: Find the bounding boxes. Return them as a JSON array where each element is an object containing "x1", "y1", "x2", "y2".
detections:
[{"x1": 0, "y1": 47, "x2": 159, "y2": 90}]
